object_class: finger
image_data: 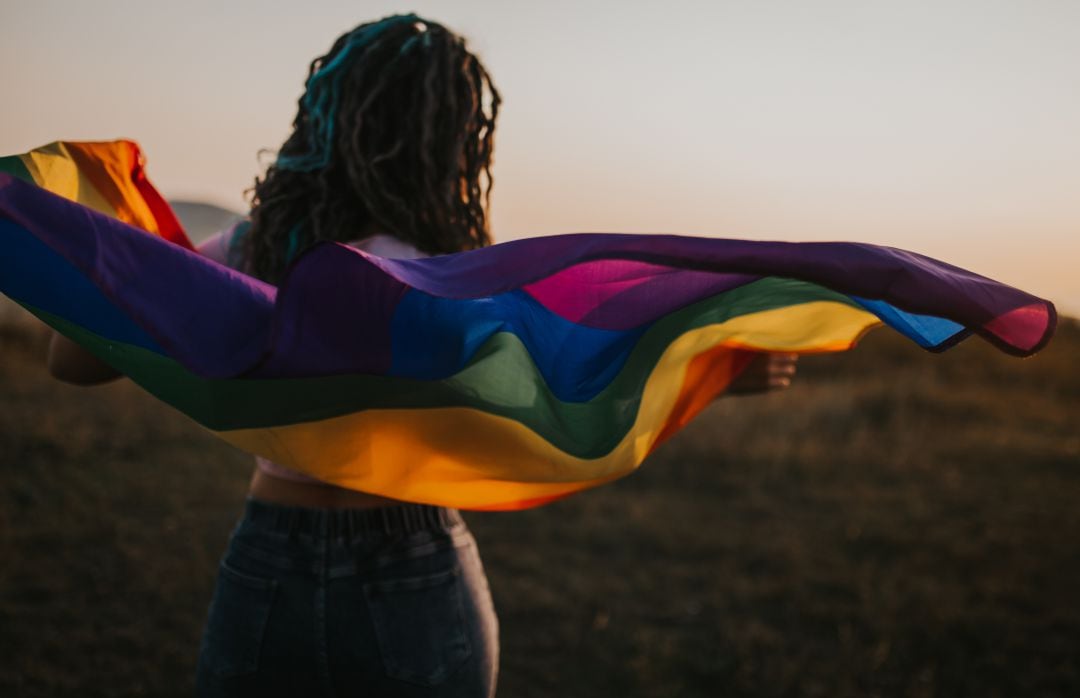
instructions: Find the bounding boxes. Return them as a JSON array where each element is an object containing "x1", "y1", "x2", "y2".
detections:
[
  {"x1": 773, "y1": 354, "x2": 798, "y2": 370},
  {"x1": 771, "y1": 360, "x2": 797, "y2": 371}
]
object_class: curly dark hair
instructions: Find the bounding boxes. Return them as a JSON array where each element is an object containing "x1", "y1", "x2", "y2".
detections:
[{"x1": 241, "y1": 14, "x2": 500, "y2": 283}]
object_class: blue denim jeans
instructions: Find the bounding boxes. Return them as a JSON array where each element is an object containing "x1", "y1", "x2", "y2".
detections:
[{"x1": 195, "y1": 499, "x2": 498, "y2": 697}]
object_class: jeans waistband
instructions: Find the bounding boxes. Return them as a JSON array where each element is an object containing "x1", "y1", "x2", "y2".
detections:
[{"x1": 242, "y1": 497, "x2": 463, "y2": 540}]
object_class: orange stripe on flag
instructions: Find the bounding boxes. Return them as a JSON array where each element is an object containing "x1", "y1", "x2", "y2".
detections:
[
  {"x1": 66, "y1": 141, "x2": 192, "y2": 249},
  {"x1": 649, "y1": 346, "x2": 757, "y2": 453}
]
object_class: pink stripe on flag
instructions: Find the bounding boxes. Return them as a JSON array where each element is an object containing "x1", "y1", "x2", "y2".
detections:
[
  {"x1": 983, "y1": 302, "x2": 1056, "y2": 353},
  {"x1": 522, "y1": 258, "x2": 757, "y2": 330}
]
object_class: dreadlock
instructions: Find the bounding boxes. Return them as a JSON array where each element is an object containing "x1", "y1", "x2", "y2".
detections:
[{"x1": 242, "y1": 14, "x2": 500, "y2": 283}]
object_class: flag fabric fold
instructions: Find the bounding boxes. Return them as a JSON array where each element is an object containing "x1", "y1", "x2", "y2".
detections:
[{"x1": 0, "y1": 141, "x2": 1057, "y2": 510}]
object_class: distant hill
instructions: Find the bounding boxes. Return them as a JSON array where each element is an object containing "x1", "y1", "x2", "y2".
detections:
[{"x1": 169, "y1": 199, "x2": 243, "y2": 244}]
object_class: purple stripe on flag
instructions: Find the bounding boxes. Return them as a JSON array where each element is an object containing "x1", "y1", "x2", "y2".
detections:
[
  {"x1": 0, "y1": 174, "x2": 276, "y2": 377},
  {"x1": 251, "y1": 243, "x2": 408, "y2": 378}
]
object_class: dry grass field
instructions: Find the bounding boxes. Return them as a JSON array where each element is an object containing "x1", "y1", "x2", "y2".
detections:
[{"x1": 1, "y1": 316, "x2": 1077, "y2": 697}]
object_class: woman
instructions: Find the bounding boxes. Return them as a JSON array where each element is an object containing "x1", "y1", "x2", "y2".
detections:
[{"x1": 45, "y1": 13, "x2": 796, "y2": 696}]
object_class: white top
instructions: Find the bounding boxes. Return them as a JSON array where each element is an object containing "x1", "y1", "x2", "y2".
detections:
[{"x1": 197, "y1": 225, "x2": 430, "y2": 483}]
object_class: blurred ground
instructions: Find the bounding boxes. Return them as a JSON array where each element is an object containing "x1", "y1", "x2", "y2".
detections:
[{"x1": 1, "y1": 317, "x2": 1077, "y2": 697}]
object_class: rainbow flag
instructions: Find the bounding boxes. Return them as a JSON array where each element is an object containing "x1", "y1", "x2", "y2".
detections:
[{"x1": 0, "y1": 141, "x2": 1057, "y2": 510}]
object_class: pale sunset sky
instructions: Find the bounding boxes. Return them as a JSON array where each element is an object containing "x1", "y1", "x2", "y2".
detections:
[{"x1": 2, "y1": 0, "x2": 1077, "y2": 315}]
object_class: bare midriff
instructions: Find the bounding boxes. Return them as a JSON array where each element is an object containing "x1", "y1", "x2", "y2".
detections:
[{"x1": 248, "y1": 468, "x2": 403, "y2": 509}]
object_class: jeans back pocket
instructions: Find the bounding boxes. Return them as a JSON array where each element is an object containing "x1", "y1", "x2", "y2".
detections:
[
  {"x1": 198, "y1": 561, "x2": 278, "y2": 679},
  {"x1": 364, "y1": 565, "x2": 472, "y2": 686}
]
